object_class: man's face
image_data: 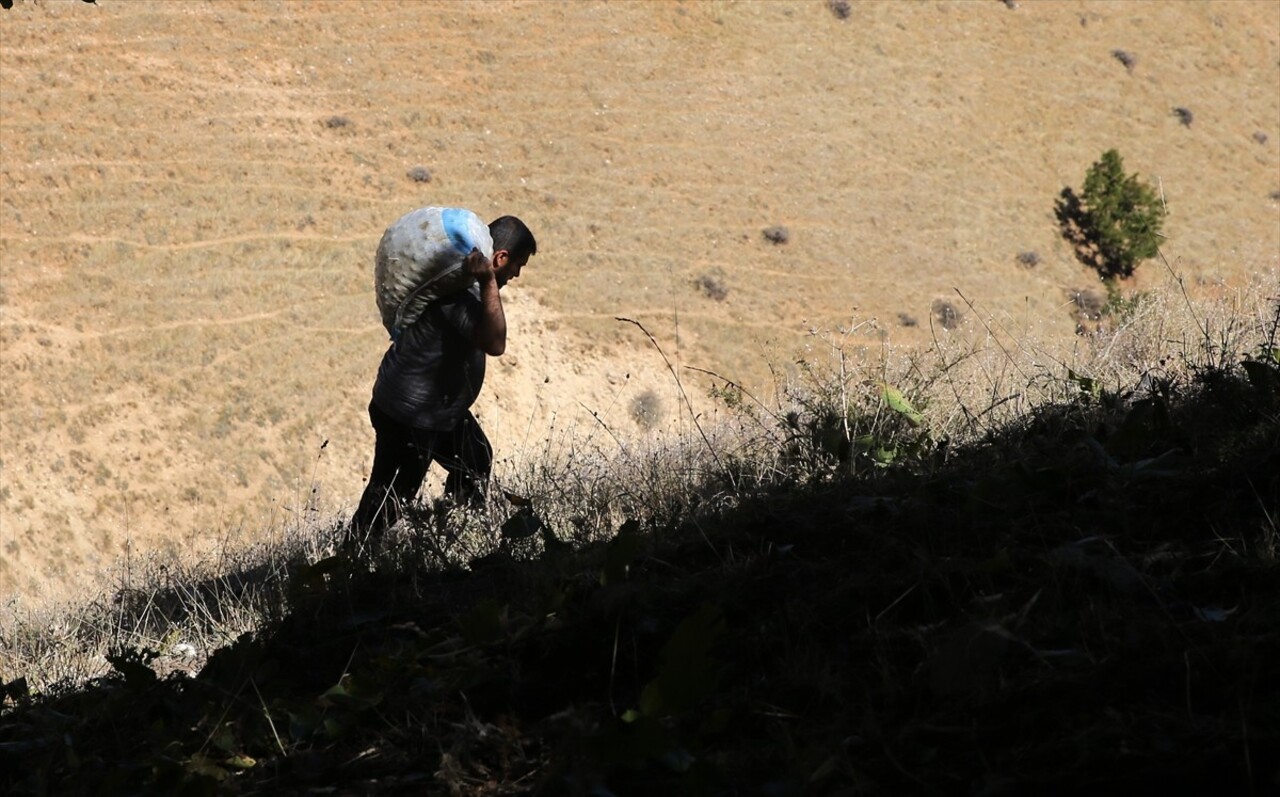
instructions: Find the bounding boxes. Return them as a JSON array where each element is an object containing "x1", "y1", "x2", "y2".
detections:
[{"x1": 493, "y1": 250, "x2": 530, "y2": 288}]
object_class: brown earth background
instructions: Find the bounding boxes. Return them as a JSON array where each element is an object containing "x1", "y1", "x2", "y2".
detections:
[{"x1": 1, "y1": 0, "x2": 1277, "y2": 606}]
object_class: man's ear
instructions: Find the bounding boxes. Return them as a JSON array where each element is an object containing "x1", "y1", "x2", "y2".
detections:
[{"x1": 492, "y1": 249, "x2": 510, "y2": 267}]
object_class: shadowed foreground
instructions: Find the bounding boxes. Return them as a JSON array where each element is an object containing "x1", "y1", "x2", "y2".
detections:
[{"x1": 2, "y1": 353, "x2": 1278, "y2": 796}]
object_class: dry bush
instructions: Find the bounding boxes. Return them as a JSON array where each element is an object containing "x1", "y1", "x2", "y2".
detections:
[
  {"x1": 515, "y1": 263, "x2": 1272, "y2": 522},
  {"x1": 1071, "y1": 286, "x2": 1108, "y2": 321},
  {"x1": 932, "y1": 298, "x2": 962, "y2": 330},
  {"x1": 0, "y1": 516, "x2": 333, "y2": 693},
  {"x1": 918, "y1": 265, "x2": 1280, "y2": 441},
  {"x1": 694, "y1": 271, "x2": 729, "y2": 302},
  {"x1": 1111, "y1": 49, "x2": 1137, "y2": 72},
  {"x1": 495, "y1": 419, "x2": 724, "y2": 546},
  {"x1": 629, "y1": 388, "x2": 665, "y2": 430},
  {"x1": 762, "y1": 225, "x2": 789, "y2": 245}
]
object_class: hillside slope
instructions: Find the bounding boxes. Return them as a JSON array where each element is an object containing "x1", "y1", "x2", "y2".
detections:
[{"x1": 2, "y1": 0, "x2": 1277, "y2": 603}]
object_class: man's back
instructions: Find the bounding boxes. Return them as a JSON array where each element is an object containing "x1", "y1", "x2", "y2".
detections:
[{"x1": 371, "y1": 287, "x2": 485, "y2": 431}]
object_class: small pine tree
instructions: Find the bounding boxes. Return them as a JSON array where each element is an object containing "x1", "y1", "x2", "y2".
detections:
[{"x1": 1079, "y1": 149, "x2": 1166, "y2": 279}]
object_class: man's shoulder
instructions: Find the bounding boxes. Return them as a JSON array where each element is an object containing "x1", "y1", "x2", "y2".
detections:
[
  {"x1": 435, "y1": 286, "x2": 482, "y2": 322},
  {"x1": 444, "y1": 283, "x2": 483, "y2": 306}
]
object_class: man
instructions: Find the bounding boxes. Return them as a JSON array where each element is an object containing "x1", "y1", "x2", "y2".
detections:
[{"x1": 351, "y1": 214, "x2": 538, "y2": 540}]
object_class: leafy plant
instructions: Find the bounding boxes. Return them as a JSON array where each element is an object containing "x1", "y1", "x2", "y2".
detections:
[{"x1": 1057, "y1": 149, "x2": 1166, "y2": 281}]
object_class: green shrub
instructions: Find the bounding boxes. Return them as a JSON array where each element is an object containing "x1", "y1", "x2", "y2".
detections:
[
  {"x1": 1077, "y1": 149, "x2": 1166, "y2": 280},
  {"x1": 1056, "y1": 150, "x2": 1167, "y2": 282}
]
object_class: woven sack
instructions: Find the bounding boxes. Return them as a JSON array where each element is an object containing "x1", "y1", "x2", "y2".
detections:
[{"x1": 374, "y1": 206, "x2": 493, "y2": 337}]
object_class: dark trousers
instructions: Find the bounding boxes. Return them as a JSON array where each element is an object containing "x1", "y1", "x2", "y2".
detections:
[{"x1": 351, "y1": 401, "x2": 492, "y2": 538}]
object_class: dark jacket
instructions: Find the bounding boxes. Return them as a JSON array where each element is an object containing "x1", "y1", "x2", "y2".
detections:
[{"x1": 371, "y1": 286, "x2": 485, "y2": 431}]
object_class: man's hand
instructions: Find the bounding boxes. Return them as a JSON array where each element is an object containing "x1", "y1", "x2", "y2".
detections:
[{"x1": 463, "y1": 248, "x2": 496, "y2": 283}]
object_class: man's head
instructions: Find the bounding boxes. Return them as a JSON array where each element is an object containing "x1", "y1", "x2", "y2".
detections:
[{"x1": 489, "y1": 215, "x2": 537, "y2": 288}]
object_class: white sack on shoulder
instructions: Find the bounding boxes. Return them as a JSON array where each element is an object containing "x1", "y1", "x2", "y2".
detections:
[{"x1": 374, "y1": 206, "x2": 494, "y2": 337}]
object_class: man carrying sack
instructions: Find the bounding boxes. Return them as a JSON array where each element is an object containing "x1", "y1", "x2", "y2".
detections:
[{"x1": 351, "y1": 208, "x2": 538, "y2": 542}]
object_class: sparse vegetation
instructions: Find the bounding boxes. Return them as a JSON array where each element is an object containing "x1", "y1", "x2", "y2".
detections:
[
  {"x1": 1071, "y1": 285, "x2": 1107, "y2": 322},
  {"x1": 694, "y1": 271, "x2": 729, "y2": 302},
  {"x1": 1111, "y1": 48, "x2": 1137, "y2": 72},
  {"x1": 1015, "y1": 249, "x2": 1040, "y2": 267},
  {"x1": 931, "y1": 298, "x2": 962, "y2": 330},
  {"x1": 762, "y1": 226, "x2": 789, "y2": 245},
  {"x1": 628, "y1": 388, "x2": 664, "y2": 430}
]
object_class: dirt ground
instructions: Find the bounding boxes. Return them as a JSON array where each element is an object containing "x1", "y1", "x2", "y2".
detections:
[{"x1": 1, "y1": 0, "x2": 1277, "y2": 606}]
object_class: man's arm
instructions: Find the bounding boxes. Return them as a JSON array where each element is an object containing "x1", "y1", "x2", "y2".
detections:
[{"x1": 463, "y1": 249, "x2": 506, "y2": 356}]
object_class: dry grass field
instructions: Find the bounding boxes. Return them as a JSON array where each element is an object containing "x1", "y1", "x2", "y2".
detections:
[{"x1": 1, "y1": 0, "x2": 1277, "y2": 605}]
